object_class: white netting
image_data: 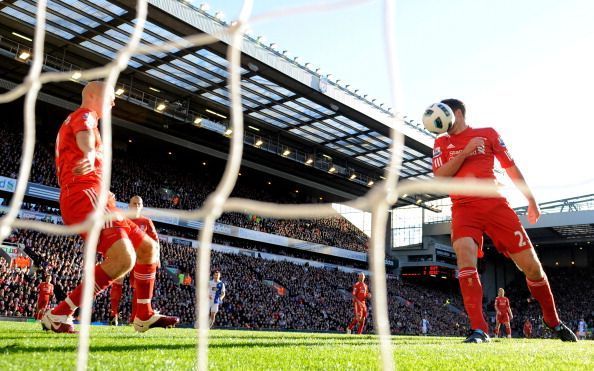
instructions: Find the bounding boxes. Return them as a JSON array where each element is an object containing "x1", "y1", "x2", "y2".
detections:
[{"x1": 0, "y1": 1, "x2": 516, "y2": 370}]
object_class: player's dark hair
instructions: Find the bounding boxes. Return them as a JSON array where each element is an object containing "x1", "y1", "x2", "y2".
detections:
[{"x1": 441, "y1": 98, "x2": 466, "y2": 117}]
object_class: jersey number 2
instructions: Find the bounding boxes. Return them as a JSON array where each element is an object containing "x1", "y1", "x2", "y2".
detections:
[{"x1": 514, "y1": 231, "x2": 527, "y2": 247}]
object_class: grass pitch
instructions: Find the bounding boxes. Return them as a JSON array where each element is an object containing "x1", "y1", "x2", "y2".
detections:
[{"x1": 0, "y1": 322, "x2": 591, "y2": 370}]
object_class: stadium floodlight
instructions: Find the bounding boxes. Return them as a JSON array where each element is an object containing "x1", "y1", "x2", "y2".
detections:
[
  {"x1": 193, "y1": 117, "x2": 203, "y2": 126},
  {"x1": 12, "y1": 32, "x2": 32, "y2": 42},
  {"x1": 70, "y1": 71, "x2": 81, "y2": 80},
  {"x1": 315, "y1": 68, "x2": 322, "y2": 74},
  {"x1": 293, "y1": 56, "x2": 300, "y2": 63},
  {"x1": 326, "y1": 74, "x2": 334, "y2": 80},
  {"x1": 115, "y1": 87, "x2": 125, "y2": 96},
  {"x1": 256, "y1": 36, "x2": 266, "y2": 44},
  {"x1": 17, "y1": 51, "x2": 31, "y2": 61},
  {"x1": 328, "y1": 166, "x2": 336, "y2": 173},
  {"x1": 214, "y1": 11, "x2": 225, "y2": 21},
  {"x1": 248, "y1": 125, "x2": 260, "y2": 131},
  {"x1": 367, "y1": 180, "x2": 374, "y2": 186},
  {"x1": 269, "y1": 43, "x2": 278, "y2": 50},
  {"x1": 224, "y1": 129, "x2": 233, "y2": 136},
  {"x1": 402, "y1": 193, "x2": 408, "y2": 198},
  {"x1": 304, "y1": 62, "x2": 312, "y2": 69},
  {"x1": 156, "y1": 102, "x2": 167, "y2": 112},
  {"x1": 199, "y1": 3, "x2": 210, "y2": 11},
  {"x1": 205, "y1": 109, "x2": 227, "y2": 119},
  {"x1": 349, "y1": 174, "x2": 357, "y2": 180},
  {"x1": 305, "y1": 158, "x2": 313, "y2": 165},
  {"x1": 415, "y1": 199, "x2": 423, "y2": 205},
  {"x1": 282, "y1": 50, "x2": 289, "y2": 55},
  {"x1": 149, "y1": 86, "x2": 160, "y2": 93},
  {"x1": 255, "y1": 139, "x2": 264, "y2": 147},
  {"x1": 282, "y1": 149, "x2": 291, "y2": 156}
]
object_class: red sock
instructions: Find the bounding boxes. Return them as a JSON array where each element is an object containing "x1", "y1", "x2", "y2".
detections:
[
  {"x1": 526, "y1": 275, "x2": 560, "y2": 328},
  {"x1": 494, "y1": 326, "x2": 500, "y2": 337},
  {"x1": 458, "y1": 267, "x2": 489, "y2": 333},
  {"x1": 357, "y1": 318, "x2": 366, "y2": 334},
  {"x1": 505, "y1": 324, "x2": 511, "y2": 336},
  {"x1": 110, "y1": 282, "x2": 123, "y2": 317},
  {"x1": 52, "y1": 265, "x2": 113, "y2": 316},
  {"x1": 133, "y1": 263, "x2": 157, "y2": 321}
]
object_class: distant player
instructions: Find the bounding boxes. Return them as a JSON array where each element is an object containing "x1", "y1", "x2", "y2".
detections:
[
  {"x1": 43, "y1": 81, "x2": 178, "y2": 333},
  {"x1": 109, "y1": 195, "x2": 159, "y2": 325},
  {"x1": 432, "y1": 99, "x2": 577, "y2": 343},
  {"x1": 577, "y1": 318, "x2": 587, "y2": 340},
  {"x1": 420, "y1": 317, "x2": 430, "y2": 336},
  {"x1": 494, "y1": 288, "x2": 513, "y2": 338},
  {"x1": 36, "y1": 275, "x2": 54, "y2": 320},
  {"x1": 209, "y1": 270, "x2": 226, "y2": 328},
  {"x1": 523, "y1": 318, "x2": 533, "y2": 338},
  {"x1": 346, "y1": 272, "x2": 370, "y2": 335}
]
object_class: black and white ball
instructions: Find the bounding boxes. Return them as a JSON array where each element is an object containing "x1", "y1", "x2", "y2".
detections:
[{"x1": 422, "y1": 103, "x2": 455, "y2": 134}]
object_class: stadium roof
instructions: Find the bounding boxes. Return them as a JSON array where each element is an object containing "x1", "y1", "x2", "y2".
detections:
[{"x1": 0, "y1": 0, "x2": 439, "y2": 206}]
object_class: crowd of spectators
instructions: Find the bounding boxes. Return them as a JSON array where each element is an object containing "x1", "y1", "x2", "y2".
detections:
[
  {"x1": 0, "y1": 228, "x2": 469, "y2": 335},
  {"x1": 0, "y1": 125, "x2": 368, "y2": 252}
]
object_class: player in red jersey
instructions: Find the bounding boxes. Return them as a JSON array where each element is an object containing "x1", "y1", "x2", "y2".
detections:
[
  {"x1": 523, "y1": 318, "x2": 533, "y2": 338},
  {"x1": 432, "y1": 99, "x2": 576, "y2": 343},
  {"x1": 494, "y1": 288, "x2": 513, "y2": 338},
  {"x1": 109, "y1": 195, "x2": 159, "y2": 325},
  {"x1": 346, "y1": 272, "x2": 371, "y2": 335},
  {"x1": 42, "y1": 81, "x2": 178, "y2": 333},
  {"x1": 36, "y1": 275, "x2": 54, "y2": 320}
]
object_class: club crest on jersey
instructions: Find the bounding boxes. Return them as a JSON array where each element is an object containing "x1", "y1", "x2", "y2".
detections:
[
  {"x1": 498, "y1": 136, "x2": 506, "y2": 147},
  {"x1": 433, "y1": 147, "x2": 442, "y2": 158},
  {"x1": 82, "y1": 113, "x2": 96, "y2": 129}
]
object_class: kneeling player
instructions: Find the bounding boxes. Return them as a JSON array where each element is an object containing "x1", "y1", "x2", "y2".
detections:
[
  {"x1": 494, "y1": 288, "x2": 512, "y2": 338},
  {"x1": 346, "y1": 272, "x2": 370, "y2": 335},
  {"x1": 209, "y1": 270, "x2": 226, "y2": 328}
]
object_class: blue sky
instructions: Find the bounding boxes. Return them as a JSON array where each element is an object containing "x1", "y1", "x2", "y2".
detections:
[{"x1": 200, "y1": 0, "x2": 594, "y2": 206}]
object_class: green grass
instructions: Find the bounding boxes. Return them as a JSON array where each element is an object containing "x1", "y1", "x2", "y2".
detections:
[{"x1": 0, "y1": 322, "x2": 591, "y2": 370}]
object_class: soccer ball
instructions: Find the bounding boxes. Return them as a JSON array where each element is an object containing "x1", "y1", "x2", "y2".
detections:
[{"x1": 422, "y1": 102, "x2": 455, "y2": 134}]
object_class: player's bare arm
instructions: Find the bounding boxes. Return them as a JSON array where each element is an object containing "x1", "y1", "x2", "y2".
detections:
[
  {"x1": 73, "y1": 130, "x2": 96, "y2": 175},
  {"x1": 504, "y1": 165, "x2": 541, "y2": 224},
  {"x1": 434, "y1": 137, "x2": 485, "y2": 177}
]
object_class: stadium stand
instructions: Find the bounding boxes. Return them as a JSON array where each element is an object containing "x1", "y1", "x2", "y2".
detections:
[
  {"x1": 0, "y1": 124, "x2": 369, "y2": 253},
  {"x1": 1, "y1": 225, "x2": 469, "y2": 335}
]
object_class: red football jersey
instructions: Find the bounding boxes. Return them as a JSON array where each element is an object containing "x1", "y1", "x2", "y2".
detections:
[
  {"x1": 38, "y1": 282, "x2": 54, "y2": 299},
  {"x1": 352, "y1": 282, "x2": 368, "y2": 302},
  {"x1": 432, "y1": 127, "x2": 515, "y2": 203},
  {"x1": 55, "y1": 108, "x2": 103, "y2": 188},
  {"x1": 495, "y1": 296, "x2": 510, "y2": 313},
  {"x1": 131, "y1": 216, "x2": 158, "y2": 241}
]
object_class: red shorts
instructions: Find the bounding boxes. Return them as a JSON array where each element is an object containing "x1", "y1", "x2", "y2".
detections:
[
  {"x1": 60, "y1": 184, "x2": 145, "y2": 255},
  {"x1": 37, "y1": 299, "x2": 49, "y2": 310},
  {"x1": 451, "y1": 198, "x2": 532, "y2": 258},
  {"x1": 497, "y1": 313, "x2": 510, "y2": 324},
  {"x1": 353, "y1": 300, "x2": 367, "y2": 318}
]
